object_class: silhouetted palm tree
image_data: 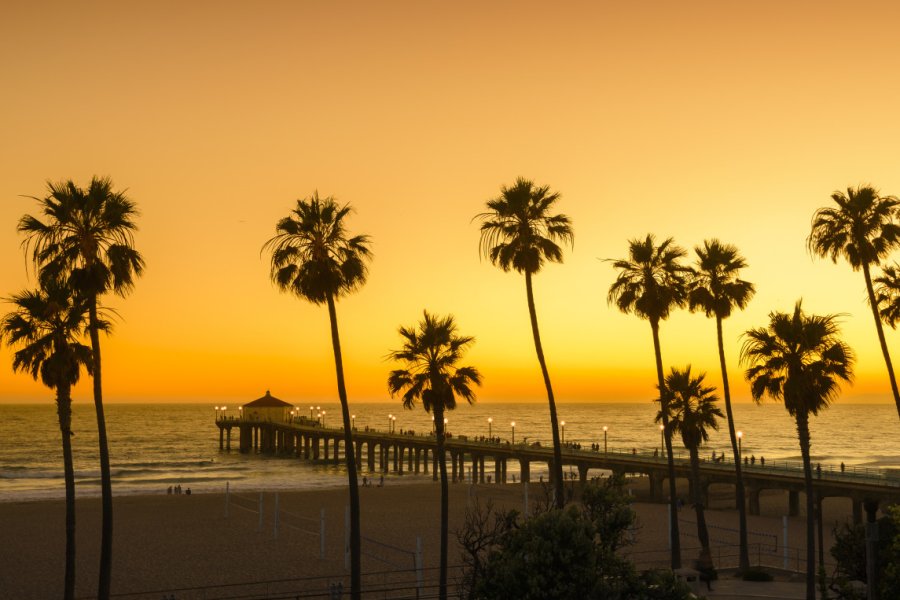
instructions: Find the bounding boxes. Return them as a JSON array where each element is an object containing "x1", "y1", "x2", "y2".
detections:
[
  {"x1": 19, "y1": 177, "x2": 144, "y2": 599},
  {"x1": 388, "y1": 311, "x2": 481, "y2": 600},
  {"x1": 808, "y1": 185, "x2": 900, "y2": 418},
  {"x1": 263, "y1": 193, "x2": 371, "y2": 600},
  {"x1": 477, "y1": 177, "x2": 572, "y2": 509},
  {"x1": 874, "y1": 262, "x2": 900, "y2": 328},
  {"x1": 741, "y1": 302, "x2": 854, "y2": 600},
  {"x1": 1, "y1": 281, "x2": 95, "y2": 600},
  {"x1": 657, "y1": 366, "x2": 723, "y2": 558},
  {"x1": 688, "y1": 239, "x2": 755, "y2": 570},
  {"x1": 608, "y1": 234, "x2": 690, "y2": 569}
]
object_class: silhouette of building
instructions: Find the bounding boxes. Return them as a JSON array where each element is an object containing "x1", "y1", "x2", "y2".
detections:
[{"x1": 242, "y1": 390, "x2": 293, "y2": 423}]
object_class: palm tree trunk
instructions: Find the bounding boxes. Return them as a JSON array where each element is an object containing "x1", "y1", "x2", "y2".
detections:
[
  {"x1": 57, "y1": 388, "x2": 76, "y2": 600},
  {"x1": 434, "y1": 404, "x2": 449, "y2": 600},
  {"x1": 689, "y1": 446, "x2": 711, "y2": 553},
  {"x1": 795, "y1": 412, "x2": 816, "y2": 600},
  {"x1": 89, "y1": 298, "x2": 113, "y2": 600},
  {"x1": 326, "y1": 293, "x2": 361, "y2": 600},
  {"x1": 716, "y1": 316, "x2": 750, "y2": 570},
  {"x1": 524, "y1": 271, "x2": 564, "y2": 509},
  {"x1": 817, "y1": 494, "x2": 826, "y2": 598},
  {"x1": 862, "y1": 263, "x2": 900, "y2": 419},
  {"x1": 650, "y1": 320, "x2": 681, "y2": 569}
]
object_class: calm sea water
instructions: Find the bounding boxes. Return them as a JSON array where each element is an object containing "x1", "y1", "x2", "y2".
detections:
[{"x1": 1, "y1": 401, "x2": 898, "y2": 502}]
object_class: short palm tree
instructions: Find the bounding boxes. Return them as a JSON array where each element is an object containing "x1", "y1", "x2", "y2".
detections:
[
  {"x1": 477, "y1": 177, "x2": 572, "y2": 509},
  {"x1": 656, "y1": 366, "x2": 723, "y2": 558},
  {"x1": 808, "y1": 185, "x2": 900, "y2": 419},
  {"x1": 741, "y1": 302, "x2": 854, "y2": 600},
  {"x1": 263, "y1": 192, "x2": 371, "y2": 600},
  {"x1": 19, "y1": 177, "x2": 144, "y2": 599},
  {"x1": 1, "y1": 281, "x2": 95, "y2": 600},
  {"x1": 874, "y1": 262, "x2": 900, "y2": 328},
  {"x1": 388, "y1": 311, "x2": 481, "y2": 600},
  {"x1": 688, "y1": 239, "x2": 755, "y2": 570},
  {"x1": 608, "y1": 234, "x2": 690, "y2": 569}
]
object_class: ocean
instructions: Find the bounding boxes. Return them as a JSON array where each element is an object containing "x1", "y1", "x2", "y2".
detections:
[{"x1": 1, "y1": 401, "x2": 898, "y2": 502}]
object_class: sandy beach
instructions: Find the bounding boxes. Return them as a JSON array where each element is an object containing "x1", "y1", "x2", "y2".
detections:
[{"x1": 0, "y1": 477, "x2": 854, "y2": 599}]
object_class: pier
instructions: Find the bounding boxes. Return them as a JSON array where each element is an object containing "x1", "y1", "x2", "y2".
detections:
[{"x1": 216, "y1": 416, "x2": 900, "y2": 525}]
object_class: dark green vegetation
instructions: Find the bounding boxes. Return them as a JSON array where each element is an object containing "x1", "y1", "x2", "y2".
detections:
[
  {"x1": 458, "y1": 476, "x2": 696, "y2": 600},
  {"x1": 830, "y1": 506, "x2": 900, "y2": 599}
]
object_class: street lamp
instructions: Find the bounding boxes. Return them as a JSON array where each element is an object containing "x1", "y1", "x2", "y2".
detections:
[
  {"x1": 221, "y1": 406, "x2": 227, "y2": 420},
  {"x1": 309, "y1": 406, "x2": 314, "y2": 419},
  {"x1": 238, "y1": 406, "x2": 243, "y2": 420},
  {"x1": 215, "y1": 406, "x2": 219, "y2": 421},
  {"x1": 561, "y1": 421, "x2": 566, "y2": 445},
  {"x1": 488, "y1": 417, "x2": 493, "y2": 439},
  {"x1": 317, "y1": 412, "x2": 322, "y2": 426},
  {"x1": 511, "y1": 421, "x2": 516, "y2": 445},
  {"x1": 603, "y1": 426, "x2": 608, "y2": 453},
  {"x1": 321, "y1": 410, "x2": 326, "y2": 428},
  {"x1": 737, "y1": 430, "x2": 743, "y2": 460},
  {"x1": 431, "y1": 415, "x2": 435, "y2": 433},
  {"x1": 388, "y1": 414, "x2": 393, "y2": 433},
  {"x1": 352, "y1": 414, "x2": 356, "y2": 429},
  {"x1": 392, "y1": 415, "x2": 397, "y2": 433},
  {"x1": 659, "y1": 424, "x2": 665, "y2": 456}
]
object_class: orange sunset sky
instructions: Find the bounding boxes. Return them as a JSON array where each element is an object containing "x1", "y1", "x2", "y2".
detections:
[{"x1": 1, "y1": 1, "x2": 900, "y2": 405}]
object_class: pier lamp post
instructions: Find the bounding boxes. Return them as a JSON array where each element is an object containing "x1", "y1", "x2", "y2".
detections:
[
  {"x1": 561, "y1": 421, "x2": 566, "y2": 444},
  {"x1": 215, "y1": 406, "x2": 220, "y2": 421},
  {"x1": 737, "y1": 430, "x2": 743, "y2": 460},
  {"x1": 310, "y1": 406, "x2": 314, "y2": 419},
  {"x1": 488, "y1": 417, "x2": 493, "y2": 439},
  {"x1": 511, "y1": 421, "x2": 516, "y2": 445},
  {"x1": 443, "y1": 418, "x2": 448, "y2": 435},
  {"x1": 388, "y1": 414, "x2": 393, "y2": 433},
  {"x1": 238, "y1": 406, "x2": 243, "y2": 420},
  {"x1": 317, "y1": 412, "x2": 322, "y2": 426},
  {"x1": 392, "y1": 415, "x2": 397, "y2": 433},
  {"x1": 352, "y1": 414, "x2": 356, "y2": 430},
  {"x1": 321, "y1": 410, "x2": 326, "y2": 428},
  {"x1": 603, "y1": 426, "x2": 608, "y2": 453},
  {"x1": 222, "y1": 406, "x2": 227, "y2": 420},
  {"x1": 431, "y1": 415, "x2": 435, "y2": 433},
  {"x1": 659, "y1": 424, "x2": 665, "y2": 456}
]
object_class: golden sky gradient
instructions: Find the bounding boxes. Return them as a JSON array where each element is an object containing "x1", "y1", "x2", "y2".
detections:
[{"x1": 2, "y1": 1, "x2": 900, "y2": 405}]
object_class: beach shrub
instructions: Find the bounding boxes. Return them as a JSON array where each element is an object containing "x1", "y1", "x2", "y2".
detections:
[
  {"x1": 830, "y1": 505, "x2": 900, "y2": 598},
  {"x1": 459, "y1": 476, "x2": 695, "y2": 600}
]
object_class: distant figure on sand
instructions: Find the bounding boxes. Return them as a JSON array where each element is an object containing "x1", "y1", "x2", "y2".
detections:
[
  {"x1": 362, "y1": 476, "x2": 368, "y2": 487},
  {"x1": 378, "y1": 475, "x2": 384, "y2": 487},
  {"x1": 167, "y1": 486, "x2": 172, "y2": 495}
]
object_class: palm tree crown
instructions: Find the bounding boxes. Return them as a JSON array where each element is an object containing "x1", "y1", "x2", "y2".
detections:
[
  {"x1": 807, "y1": 185, "x2": 900, "y2": 269},
  {"x1": 264, "y1": 192, "x2": 372, "y2": 303},
  {"x1": 1, "y1": 282, "x2": 95, "y2": 392},
  {"x1": 741, "y1": 302, "x2": 854, "y2": 418},
  {"x1": 657, "y1": 367, "x2": 723, "y2": 450},
  {"x1": 608, "y1": 234, "x2": 690, "y2": 322},
  {"x1": 689, "y1": 239, "x2": 755, "y2": 319},
  {"x1": 477, "y1": 177, "x2": 573, "y2": 274},
  {"x1": 19, "y1": 177, "x2": 144, "y2": 296},
  {"x1": 388, "y1": 311, "x2": 482, "y2": 411},
  {"x1": 875, "y1": 262, "x2": 900, "y2": 328}
]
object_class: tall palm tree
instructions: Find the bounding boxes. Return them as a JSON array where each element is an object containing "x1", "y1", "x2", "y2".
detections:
[
  {"x1": 477, "y1": 177, "x2": 572, "y2": 509},
  {"x1": 874, "y1": 262, "x2": 900, "y2": 328},
  {"x1": 608, "y1": 234, "x2": 690, "y2": 569},
  {"x1": 388, "y1": 311, "x2": 481, "y2": 600},
  {"x1": 263, "y1": 192, "x2": 371, "y2": 600},
  {"x1": 688, "y1": 239, "x2": 755, "y2": 570},
  {"x1": 741, "y1": 302, "x2": 854, "y2": 600},
  {"x1": 807, "y1": 185, "x2": 900, "y2": 419},
  {"x1": 19, "y1": 177, "x2": 144, "y2": 599},
  {"x1": 1, "y1": 281, "x2": 95, "y2": 600},
  {"x1": 656, "y1": 366, "x2": 724, "y2": 558}
]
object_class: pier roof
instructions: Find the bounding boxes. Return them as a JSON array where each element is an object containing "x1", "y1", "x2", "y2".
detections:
[{"x1": 244, "y1": 390, "x2": 292, "y2": 408}]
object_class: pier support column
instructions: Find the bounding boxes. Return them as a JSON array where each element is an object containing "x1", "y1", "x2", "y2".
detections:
[
  {"x1": 649, "y1": 472, "x2": 662, "y2": 500},
  {"x1": 494, "y1": 458, "x2": 502, "y2": 484},
  {"x1": 219, "y1": 428, "x2": 224, "y2": 450},
  {"x1": 433, "y1": 452, "x2": 438, "y2": 481},
  {"x1": 423, "y1": 449, "x2": 429, "y2": 474},
  {"x1": 578, "y1": 464, "x2": 589, "y2": 484},
  {"x1": 501, "y1": 459, "x2": 507, "y2": 484},
  {"x1": 520, "y1": 460, "x2": 530, "y2": 483},
  {"x1": 304, "y1": 435, "x2": 311, "y2": 459},
  {"x1": 451, "y1": 452, "x2": 458, "y2": 482},
  {"x1": 226, "y1": 428, "x2": 231, "y2": 451},
  {"x1": 748, "y1": 487, "x2": 761, "y2": 516},
  {"x1": 414, "y1": 449, "x2": 421, "y2": 473},
  {"x1": 788, "y1": 490, "x2": 800, "y2": 517},
  {"x1": 853, "y1": 498, "x2": 863, "y2": 525},
  {"x1": 398, "y1": 446, "x2": 405, "y2": 475},
  {"x1": 408, "y1": 447, "x2": 414, "y2": 472}
]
